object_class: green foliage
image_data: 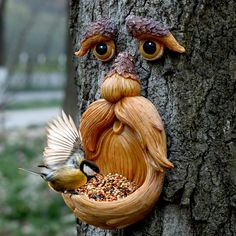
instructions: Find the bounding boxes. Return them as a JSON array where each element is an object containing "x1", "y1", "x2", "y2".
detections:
[{"x1": 0, "y1": 131, "x2": 75, "y2": 236}]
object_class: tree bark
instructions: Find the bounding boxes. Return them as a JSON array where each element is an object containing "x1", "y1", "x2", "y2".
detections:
[
  {"x1": 62, "y1": 1, "x2": 78, "y2": 121},
  {"x1": 69, "y1": 0, "x2": 236, "y2": 235}
]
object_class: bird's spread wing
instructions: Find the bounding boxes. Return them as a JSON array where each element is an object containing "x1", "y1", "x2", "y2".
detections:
[{"x1": 43, "y1": 111, "x2": 83, "y2": 169}]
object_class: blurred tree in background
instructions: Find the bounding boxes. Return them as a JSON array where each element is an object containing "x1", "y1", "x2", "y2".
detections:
[
  {"x1": 6, "y1": 0, "x2": 67, "y2": 80},
  {"x1": 0, "y1": 0, "x2": 6, "y2": 66},
  {"x1": 2, "y1": 0, "x2": 77, "y2": 118},
  {"x1": 0, "y1": 0, "x2": 7, "y2": 115}
]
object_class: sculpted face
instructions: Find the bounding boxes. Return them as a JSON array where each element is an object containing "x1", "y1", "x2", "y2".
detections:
[
  {"x1": 73, "y1": 15, "x2": 185, "y2": 175},
  {"x1": 74, "y1": 15, "x2": 185, "y2": 175}
]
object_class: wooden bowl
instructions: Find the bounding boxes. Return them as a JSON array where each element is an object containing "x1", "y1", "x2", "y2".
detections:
[
  {"x1": 62, "y1": 93, "x2": 173, "y2": 229},
  {"x1": 62, "y1": 164, "x2": 164, "y2": 229}
]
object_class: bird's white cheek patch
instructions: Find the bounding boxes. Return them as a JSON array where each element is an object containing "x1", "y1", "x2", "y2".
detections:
[{"x1": 83, "y1": 165, "x2": 97, "y2": 176}]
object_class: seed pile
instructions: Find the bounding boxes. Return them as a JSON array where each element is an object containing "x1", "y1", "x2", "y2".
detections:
[{"x1": 77, "y1": 173, "x2": 138, "y2": 201}]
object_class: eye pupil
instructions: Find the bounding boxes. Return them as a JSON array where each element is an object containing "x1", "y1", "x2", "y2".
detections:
[
  {"x1": 95, "y1": 43, "x2": 108, "y2": 55},
  {"x1": 143, "y1": 41, "x2": 156, "y2": 54}
]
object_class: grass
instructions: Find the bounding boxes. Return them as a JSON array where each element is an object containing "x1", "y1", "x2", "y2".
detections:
[
  {"x1": 0, "y1": 131, "x2": 75, "y2": 236},
  {"x1": 6, "y1": 99, "x2": 62, "y2": 110}
]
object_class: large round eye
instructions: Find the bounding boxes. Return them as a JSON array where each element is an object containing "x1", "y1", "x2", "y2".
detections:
[
  {"x1": 139, "y1": 40, "x2": 164, "y2": 61},
  {"x1": 92, "y1": 40, "x2": 116, "y2": 62}
]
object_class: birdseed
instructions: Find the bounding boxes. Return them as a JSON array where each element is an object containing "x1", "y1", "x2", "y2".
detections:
[{"x1": 76, "y1": 173, "x2": 138, "y2": 201}]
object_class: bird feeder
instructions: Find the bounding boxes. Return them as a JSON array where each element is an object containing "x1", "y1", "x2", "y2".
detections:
[
  {"x1": 62, "y1": 52, "x2": 173, "y2": 229},
  {"x1": 63, "y1": 16, "x2": 185, "y2": 229}
]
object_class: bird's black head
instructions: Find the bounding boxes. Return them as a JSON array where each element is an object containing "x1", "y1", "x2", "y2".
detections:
[{"x1": 80, "y1": 160, "x2": 100, "y2": 177}]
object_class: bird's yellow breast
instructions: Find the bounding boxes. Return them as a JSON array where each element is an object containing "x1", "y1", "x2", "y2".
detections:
[{"x1": 48, "y1": 167, "x2": 87, "y2": 192}]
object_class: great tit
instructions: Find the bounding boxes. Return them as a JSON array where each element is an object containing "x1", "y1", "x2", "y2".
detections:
[{"x1": 19, "y1": 111, "x2": 99, "y2": 193}]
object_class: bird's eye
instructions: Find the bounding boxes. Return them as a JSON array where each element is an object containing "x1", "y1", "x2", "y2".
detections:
[
  {"x1": 92, "y1": 41, "x2": 116, "y2": 62},
  {"x1": 139, "y1": 40, "x2": 164, "y2": 61}
]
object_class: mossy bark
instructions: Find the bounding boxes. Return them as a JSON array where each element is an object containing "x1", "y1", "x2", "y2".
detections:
[{"x1": 69, "y1": 0, "x2": 236, "y2": 235}]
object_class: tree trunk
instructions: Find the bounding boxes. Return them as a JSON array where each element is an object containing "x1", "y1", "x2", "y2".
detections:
[
  {"x1": 69, "y1": 0, "x2": 236, "y2": 235},
  {"x1": 62, "y1": 1, "x2": 78, "y2": 121}
]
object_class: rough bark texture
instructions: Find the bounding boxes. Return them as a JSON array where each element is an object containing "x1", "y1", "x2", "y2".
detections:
[
  {"x1": 69, "y1": 0, "x2": 236, "y2": 235},
  {"x1": 63, "y1": 1, "x2": 78, "y2": 122}
]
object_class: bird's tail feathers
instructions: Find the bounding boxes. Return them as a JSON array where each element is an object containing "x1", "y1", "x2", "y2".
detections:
[
  {"x1": 18, "y1": 168, "x2": 42, "y2": 176},
  {"x1": 18, "y1": 167, "x2": 51, "y2": 180}
]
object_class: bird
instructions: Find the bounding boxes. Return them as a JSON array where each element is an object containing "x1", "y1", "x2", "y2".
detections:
[{"x1": 19, "y1": 111, "x2": 100, "y2": 193}]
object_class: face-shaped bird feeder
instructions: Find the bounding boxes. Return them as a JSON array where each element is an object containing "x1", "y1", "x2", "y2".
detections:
[
  {"x1": 63, "y1": 17, "x2": 185, "y2": 229},
  {"x1": 62, "y1": 52, "x2": 174, "y2": 229}
]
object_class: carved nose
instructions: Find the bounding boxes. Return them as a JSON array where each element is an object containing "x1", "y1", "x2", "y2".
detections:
[
  {"x1": 101, "y1": 51, "x2": 141, "y2": 103},
  {"x1": 105, "y1": 51, "x2": 137, "y2": 79}
]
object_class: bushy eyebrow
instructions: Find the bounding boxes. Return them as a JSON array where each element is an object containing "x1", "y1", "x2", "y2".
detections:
[
  {"x1": 125, "y1": 15, "x2": 185, "y2": 53},
  {"x1": 82, "y1": 18, "x2": 118, "y2": 41},
  {"x1": 75, "y1": 19, "x2": 118, "y2": 57},
  {"x1": 126, "y1": 15, "x2": 170, "y2": 38}
]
